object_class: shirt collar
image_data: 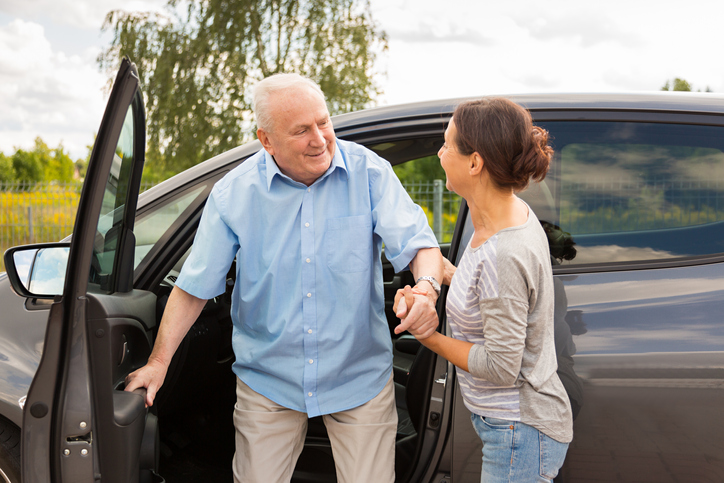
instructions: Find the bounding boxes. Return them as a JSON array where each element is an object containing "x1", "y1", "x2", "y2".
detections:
[{"x1": 264, "y1": 140, "x2": 349, "y2": 191}]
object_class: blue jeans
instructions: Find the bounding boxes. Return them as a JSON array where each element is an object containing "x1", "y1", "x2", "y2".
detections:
[{"x1": 471, "y1": 414, "x2": 569, "y2": 482}]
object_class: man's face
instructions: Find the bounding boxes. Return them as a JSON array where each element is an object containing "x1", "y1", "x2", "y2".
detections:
[{"x1": 257, "y1": 86, "x2": 336, "y2": 186}]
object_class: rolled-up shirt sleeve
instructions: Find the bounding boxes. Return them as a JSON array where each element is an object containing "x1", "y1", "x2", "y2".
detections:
[
  {"x1": 368, "y1": 158, "x2": 438, "y2": 273},
  {"x1": 175, "y1": 187, "x2": 239, "y2": 300}
]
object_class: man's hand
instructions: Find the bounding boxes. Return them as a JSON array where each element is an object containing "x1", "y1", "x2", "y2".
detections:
[
  {"x1": 393, "y1": 284, "x2": 439, "y2": 339},
  {"x1": 124, "y1": 359, "x2": 168, "y2": 408},
  {"x1": 123, "y1": 286, "x2": 208, "y2": 407}
]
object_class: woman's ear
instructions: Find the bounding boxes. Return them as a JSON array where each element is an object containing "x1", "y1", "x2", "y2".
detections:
[{"x1": 470, "y1": 152, "x2": 484, "y2": 176}]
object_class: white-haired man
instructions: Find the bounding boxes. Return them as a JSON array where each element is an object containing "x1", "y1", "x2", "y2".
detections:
[{"x1": 126, "y1": 73, "x2": 443, "y2": 482}]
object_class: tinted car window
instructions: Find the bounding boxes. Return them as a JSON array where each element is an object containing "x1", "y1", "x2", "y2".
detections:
[{"x1": 522, "y1": 122, "x2": 724, "y2": 266}]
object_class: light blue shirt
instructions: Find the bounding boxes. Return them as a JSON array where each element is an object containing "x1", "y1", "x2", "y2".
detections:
[{"x1": 176, "y1": 139, "x2": 438, "y2": 417}]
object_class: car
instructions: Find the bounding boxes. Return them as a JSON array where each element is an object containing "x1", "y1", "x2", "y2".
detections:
[{"x1": 1, "y1": 58, "x2": 724, "y2": 482}]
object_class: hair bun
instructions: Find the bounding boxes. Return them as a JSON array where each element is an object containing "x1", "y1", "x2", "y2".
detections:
[
  {"x1": 529, "y1": 126, "x2": 553, "y2": 181},
  {"x1": 452, "y1": 97, "x2": 554, "y2": 192}
]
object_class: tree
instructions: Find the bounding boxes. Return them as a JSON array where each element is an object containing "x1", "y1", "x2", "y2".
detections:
[
  {"x1": 11, "y1": 148, "x2": 43, "y2": 183},
  {"x1": 0, "y1": 153, "x2": 13, "y2": 183},
  {"x1": 393, "y1": 155, "x2": 446, "y2": 186},
  {"x1": 99, "y1": 0, "x2": 388, "y2": 182},
  {"x1": 661, "y1": 77, "x2": 712, "y2": 92},
  {"x1": 2, "y1": 138, "x2": 77, "y2": 184},
  {"x1": 44, "y1": 143, "x2": 75, "y2": 182}
]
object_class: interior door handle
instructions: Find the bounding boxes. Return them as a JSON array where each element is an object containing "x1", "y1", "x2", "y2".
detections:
[
  {"x1": 113, "y1": 388, "x2": 147, "y2": 425},
  {"x1": 385, "y1": 275, "x2": 401, "y2": 287}
]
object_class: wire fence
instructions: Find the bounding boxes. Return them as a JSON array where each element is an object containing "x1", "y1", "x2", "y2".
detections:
[
  {"x1": 0, "y1": 182, "x2": 155, "y2": 272},
  {"x1": 0, "y1": 180, "x2": 460, "y2": 272},
  {"x1": 402, "y1": 181, "x2": 461, "y2": 243}
]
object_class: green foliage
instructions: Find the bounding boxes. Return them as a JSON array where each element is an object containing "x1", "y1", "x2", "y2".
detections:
[
  {"x1": 661, "y1": 77, "x2": 712, "y2": 92},
  {"x1": 12, "y1": 149, "x2": 43, "y2": 183},
  {"x1": 0, "y1": 153, "x2": 14, "y2": 183},
  {"x1": 1, "y1": 138, "x2": 77, "y2": 184},
  {"x1": 393, "y1": 155, "x2": 446, "y2": 185},
  {"x1": 393, "y1": 155, "x2": 460, "y2": 243},
  {"x1": 44, "y1": 144, "x2": 75, "y2": 182},
  {"x1": 98, "y1": 0, "x2": 388, "y2": 183}
]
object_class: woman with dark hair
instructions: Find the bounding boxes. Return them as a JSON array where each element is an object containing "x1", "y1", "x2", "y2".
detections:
[{"x1": 395, "y1": 97, "x2": 573, "y2": 482}]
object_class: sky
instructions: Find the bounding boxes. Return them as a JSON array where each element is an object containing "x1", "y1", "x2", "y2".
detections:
[{"x1": 1, "y1": 0, "x2": 723, "y2": 160}]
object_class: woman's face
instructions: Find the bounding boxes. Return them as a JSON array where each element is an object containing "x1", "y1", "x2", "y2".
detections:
[{"x1": 438, "y1": 118, "x2": 469, "y2": 194}]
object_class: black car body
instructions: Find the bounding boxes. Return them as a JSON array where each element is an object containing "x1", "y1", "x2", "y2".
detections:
[{"x1": 1, "y1": 59, "x2": 724, "y2": 482}]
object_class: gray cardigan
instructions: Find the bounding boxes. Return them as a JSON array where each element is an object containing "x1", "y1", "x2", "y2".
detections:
[{"x1": 457, "y1": 206, "x2": 573, "y2": 443}]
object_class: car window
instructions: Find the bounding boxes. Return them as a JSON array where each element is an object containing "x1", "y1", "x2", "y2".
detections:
[
  {"x1": 522, "y1": 121, "x2": 724, "y2": 266},
  {"x1": 90, "y1": 104, "x2": 137, "y2": 292},
  {"x1": 370, "y1": 137, "x2": 462, "y2": 245},
  {"x1": 133, "y1": 185, "x2": 207, "y2": 269}
]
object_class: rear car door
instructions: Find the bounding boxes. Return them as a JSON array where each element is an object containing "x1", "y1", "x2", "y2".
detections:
[
  {"x1": 21, "y1": 58, "x2": 156, "y2": 483},
  {"x1": 447, "y1": 105, "x2": 724, "y2": 481},
  {"x1": 538, "y1": 114, "x2": 724, "y2": 481}
]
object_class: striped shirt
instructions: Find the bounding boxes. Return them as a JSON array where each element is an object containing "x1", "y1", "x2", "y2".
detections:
[
  {"x1": 446, "y1": 203, "x2": 573, "y2": 442},
  {"x1": 447, "y1": 235, "x2": 521, "y2": 420}
]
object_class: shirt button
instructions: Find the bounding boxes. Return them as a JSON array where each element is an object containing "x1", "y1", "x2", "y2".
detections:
[
  {"x1": 306, "y1": 258, "x2": 311, "y2": 263},
  {"x1": 307, "y1": 293, "x2": 312, "y2": 298},
  {"x1": 308, "y1": 392, "x2": 313, "y2": 397},
  {"x1": 305, "y1": 222, "x2": 310, "y2": 227},
  {"x1": 307, "y1": 188, "x2": 311, "y2": 192},
  {"x1": 308, "y1": 329, "x2": 313, "y2": 334},
  {"x1": 309, "y1": 359, "x2": 314, "y2": 364}
]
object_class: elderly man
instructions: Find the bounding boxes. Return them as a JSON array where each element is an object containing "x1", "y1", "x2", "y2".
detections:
[{"x1": 125, "y1": 73, "x2": 443, "y2": 483}]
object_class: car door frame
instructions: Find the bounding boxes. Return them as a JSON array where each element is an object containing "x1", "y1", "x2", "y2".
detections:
[{"x1": 21, "y1": 57, "x2": 147, "y2": 483}]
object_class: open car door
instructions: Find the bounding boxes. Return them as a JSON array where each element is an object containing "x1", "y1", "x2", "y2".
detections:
[{"x1": 20, "y1": 58, "x2": 158, "y2": 483}]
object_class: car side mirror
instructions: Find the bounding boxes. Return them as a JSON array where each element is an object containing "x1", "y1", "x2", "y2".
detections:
[{"x1": 3, "y1": 243, "x2": 70, "y2": 299}]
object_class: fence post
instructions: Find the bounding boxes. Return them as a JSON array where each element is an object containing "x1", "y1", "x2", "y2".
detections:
[
  {"x1": 27, "y1": 206, "x2": 33, "y2": 243},
  {"x1": 433, "y1": 179, "x2": 443, "y2": 241}
]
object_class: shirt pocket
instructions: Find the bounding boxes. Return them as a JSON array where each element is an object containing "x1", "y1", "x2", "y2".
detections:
[{"x1": 325, "y1": 214, "x2": 373, "y2": 273}]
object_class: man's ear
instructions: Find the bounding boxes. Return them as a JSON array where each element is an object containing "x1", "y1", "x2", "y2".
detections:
[
  {"x1": 470, "y1": 152, "x2": 484, "y2": 176},
  {"x1": 257, "y1": 128, "x2": 275, "y2": 155}
]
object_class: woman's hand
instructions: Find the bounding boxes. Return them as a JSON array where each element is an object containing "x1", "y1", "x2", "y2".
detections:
[
  {"x1": 393, "y1": 285, "x2": 438, "y2": 339},
  {"x1": 442, "y1": 257, "x2": 456, "y2": 286}
]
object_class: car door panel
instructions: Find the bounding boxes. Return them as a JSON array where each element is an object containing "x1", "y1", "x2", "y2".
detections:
[
  {"x1": 86, "y1": 291, "x2": 156, "y2": 483},
  {"x1": 556, "y1": 265, "x2": 724, "y2": 481},
  {"x1": 536, "y1": 115, "x2": 724, "y2": 480}
]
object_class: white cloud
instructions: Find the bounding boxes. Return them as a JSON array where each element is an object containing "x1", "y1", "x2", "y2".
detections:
[
  {"x1": 370, "y1": 0, "x2": 724, "y2": 106},
  {"x1": 0, "y1": 19, "x2": 107, "y2": 159}
]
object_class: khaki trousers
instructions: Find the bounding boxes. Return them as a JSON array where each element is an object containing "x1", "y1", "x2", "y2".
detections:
[{"x1": 232, "y1": 374, "x2": 397, "y2": 483}]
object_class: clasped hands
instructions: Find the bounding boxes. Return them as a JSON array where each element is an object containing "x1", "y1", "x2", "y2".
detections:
[{"x1": 393, "y1": 283, "x2": 438, "y2": 339}]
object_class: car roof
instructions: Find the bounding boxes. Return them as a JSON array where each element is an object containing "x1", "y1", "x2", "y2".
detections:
[{"x1": 331, "y1": 92, "x2": 724, "y2": 130}]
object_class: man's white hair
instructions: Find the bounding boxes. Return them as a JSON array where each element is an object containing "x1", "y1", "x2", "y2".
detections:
[{"x1": 252, "y1": 73, "x2": 327, "y2": 132}]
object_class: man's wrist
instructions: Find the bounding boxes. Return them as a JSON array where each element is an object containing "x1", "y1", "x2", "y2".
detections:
[
  {"x1": 415, "y1": 279, "x2": 439, "y2": 302},
  {"x1": 416, "y1": 276, "x2": 441, "y2": 297}
]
